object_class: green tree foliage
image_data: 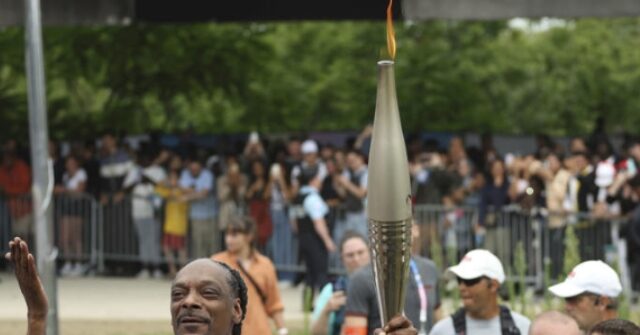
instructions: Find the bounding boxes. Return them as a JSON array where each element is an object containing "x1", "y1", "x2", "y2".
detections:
[{"x1": 1, "y1": 19, "x2": 640, "y2": 140}]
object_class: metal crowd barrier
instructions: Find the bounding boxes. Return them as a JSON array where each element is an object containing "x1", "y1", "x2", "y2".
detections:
[
  {"x1": 0, "y1": 193, "x2": 100, "y2": 272},
  {"x1": 412, "y1": 204, "x2": 626, "y2": 290},
  {"x1": 52, "y1": 193, "x2": 99, "y2": 272},
  {"x1": 0, "y1": 194, "x2": 35, "y2": 270},
  {"x1": 0, "y1": 193, "x2": 630, "y2": 289}
]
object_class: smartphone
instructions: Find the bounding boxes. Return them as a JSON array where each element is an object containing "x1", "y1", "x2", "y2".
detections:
[{"x1": 333, "y1": 276, "x2": 347, "y2": 292}]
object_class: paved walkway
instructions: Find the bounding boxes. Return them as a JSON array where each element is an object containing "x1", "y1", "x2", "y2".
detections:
[{"x1": 0, "y1": 273, "x2": 305, "y2": 321}]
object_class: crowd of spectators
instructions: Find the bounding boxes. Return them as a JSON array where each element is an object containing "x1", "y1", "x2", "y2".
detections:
[{"x1": 2, "y1": 122, "x2": 640, "y2": 285}]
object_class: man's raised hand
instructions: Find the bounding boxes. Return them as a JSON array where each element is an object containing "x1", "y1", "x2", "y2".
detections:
[{"x1": 5, "y1": 237, "x2": 48, "y2": 324}]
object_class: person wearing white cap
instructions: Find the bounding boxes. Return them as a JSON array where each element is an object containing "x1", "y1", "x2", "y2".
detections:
[
  {"x1": 548, "y1": 260, "x2": 623, "y2": 331},
  {"x1": 290, "y1": 139, "x2": 328, "y2": 197},
  {"x1": 429, "y1": 249, "x2": 530, "y2": 335}
]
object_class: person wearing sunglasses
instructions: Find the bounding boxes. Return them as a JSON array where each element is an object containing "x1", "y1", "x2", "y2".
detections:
[
  {"x1": 429, "y1": 249, "x2": 530, "y2": 335},
  {"x1": 549, "y1": 260, "x2": 622, "y2": 332}
]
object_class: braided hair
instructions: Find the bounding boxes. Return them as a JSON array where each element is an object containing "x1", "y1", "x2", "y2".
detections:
[{"x1": 213, "y1": 260, "x2": 248, "y2": 335}]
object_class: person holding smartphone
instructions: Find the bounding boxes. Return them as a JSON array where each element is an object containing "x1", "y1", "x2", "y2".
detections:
[{"x1": 311, "y1": 231, "x2": 371, "y2": 335}]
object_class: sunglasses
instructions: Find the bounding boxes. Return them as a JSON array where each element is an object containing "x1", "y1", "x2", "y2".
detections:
[
  {"x1": 564, "y1": 293, "x2": 598, "y2": 305},
  {"x1": 457, "y1": 276, "x2": 486, "y2": 286}
]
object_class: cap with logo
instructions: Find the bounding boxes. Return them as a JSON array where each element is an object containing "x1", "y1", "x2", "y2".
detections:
[
  {"x1": 548, "y1": 260, "x2": 622, "y2": 298},
  {"x1": 446, "y1": 249, "x2": 506, "y2": 284}
]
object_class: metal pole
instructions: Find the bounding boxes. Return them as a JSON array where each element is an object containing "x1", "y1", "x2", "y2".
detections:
[{"x1": 24, "y1": 0, "x2": 59, "y2": 334}]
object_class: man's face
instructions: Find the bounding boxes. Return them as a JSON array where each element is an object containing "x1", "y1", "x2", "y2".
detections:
[
  {"x1": 570, "y1": 139, "x2": 587, "y2": 153},
  {"x1": 458, "y1": 277, "x2": 496, "y2": 315},
  {"x1": 341, "y1": 238, "x2": 370, "y2": 274},
  {"x1": 564, "y1": 293, "x2": 606, "y2": 330},
  {"x1": 171, "y1": 260, "x2": 242, "y2": 335},
  {"x1": 575, "y1": 156, "x2": 589, "y2": 172},
  {"x1": 303, "y1": 152, "x2": 318, "y2": 165},
  {"x1": 320, "y1": 147, "x2": 334, "y2": 161},
  {"x1": 546, "y1": 154, "x2": 561, "y2": 174},
  {"x1": 346, "y1": 153, "x2": 362, "y2": 171},
  {"x1": 287, "y1": 141, "x2": 301, "y2": 157},
  {"x1": 102, "y1": 135, "x2": 116, "y2": 152},
  {"x1": 189, "y1": 162, "x2": 202, "y2": 177}
]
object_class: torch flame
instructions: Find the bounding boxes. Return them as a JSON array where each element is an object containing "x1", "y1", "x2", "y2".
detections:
[{"x1": 386, "y1": 0, "x2": 396, "y2": 60}]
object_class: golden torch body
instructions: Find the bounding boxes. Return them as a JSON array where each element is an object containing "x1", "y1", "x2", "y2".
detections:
[{"x1": 367, "y1": 60, "x2": 413, "y2": 326}]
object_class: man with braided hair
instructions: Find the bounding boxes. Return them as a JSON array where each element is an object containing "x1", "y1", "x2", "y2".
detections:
[
  {"x1": 171, "y1": 259, "x2": 247, "y2": 335},
  {"x1": 5, "y1": 237, "x2": 247, "y2": 335}
]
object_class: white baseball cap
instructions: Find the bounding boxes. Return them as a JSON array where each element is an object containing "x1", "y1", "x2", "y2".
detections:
[
  {"x1": 595, "y1": 162, "x2": 616, "y2": 187},
  {"x1": 447, "y1": 249, "x2": 506, "y2": 284},
  {"x1": 301, "y1": 140, "x2": 318, "y2": 154},
  {"x1": 549, "y1": 260, "x2": 622, "y2": 298}
]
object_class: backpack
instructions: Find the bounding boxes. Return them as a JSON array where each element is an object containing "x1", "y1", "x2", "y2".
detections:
[{"x1": 452, "y1": 305, "x2": 521, "y2": 335}]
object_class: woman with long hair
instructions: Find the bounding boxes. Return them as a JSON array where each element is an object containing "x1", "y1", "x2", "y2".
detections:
[
  {"x1": 55, "y1": 155, "x2": 88, "y2": 276},
  {"x1": 212, "y1": 216, "x2": 287, "y2": 335},
  {"x1": 246, "y1": 160, "x2": 272, "y2": 251}
]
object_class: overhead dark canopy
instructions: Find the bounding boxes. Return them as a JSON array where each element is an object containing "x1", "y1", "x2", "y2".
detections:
[
  {"x1": 1, "y1": 0, "x2": 640, "y2": 27},
  {"x1": 135, "y1": 0, "x2": 400, "y2": 22},
  {"x1": 0, "y1": 0, "x2": 399, "y2": 27}
]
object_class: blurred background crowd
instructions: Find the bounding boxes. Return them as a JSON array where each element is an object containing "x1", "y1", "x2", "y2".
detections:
[{"x1": 2, "y1": 118, "x2": 640, "y2": 290}]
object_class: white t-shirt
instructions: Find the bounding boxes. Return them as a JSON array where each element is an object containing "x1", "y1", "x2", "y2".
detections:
[
  {"x1": 63, "y1": 169, "x2": 87, "y2": 191},
  {"x1": 429, "y1": 311, "x2": 530, "y2": 335},
  {"x1": 124, "y1": 166, "x2": 167, "y2": 220}
]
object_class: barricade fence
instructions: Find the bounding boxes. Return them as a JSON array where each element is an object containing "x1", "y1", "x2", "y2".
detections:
[{"x1": 0, "y1": 194, "x2": 630, "y2": 292}]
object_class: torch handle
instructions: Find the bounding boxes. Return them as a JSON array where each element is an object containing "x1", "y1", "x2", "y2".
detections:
[{"x1": 369, "y1": 218, "x2": 413, "y2": 326}]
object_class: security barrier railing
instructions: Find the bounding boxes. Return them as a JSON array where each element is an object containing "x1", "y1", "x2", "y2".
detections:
[
  {"x1": 413, "y1": 204, "x2": 627, "y2": 290},
  {"x1": 0, "y1": 193, "x2": 630, "y2": 293}
]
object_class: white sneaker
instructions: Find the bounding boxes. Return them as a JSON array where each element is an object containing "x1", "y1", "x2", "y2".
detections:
[
  {"x1": 70, "y1": 263, "x2": 85, "y2": 277},
  {"x1": 152, "y1": 269, "x2": 164, "y2": 279},
  {"x1": 61, "y1": 262, "x2": 73, "y2": 276},
  {"x1": 136, "y1": 269, "x2": 150, "y2": 279}
]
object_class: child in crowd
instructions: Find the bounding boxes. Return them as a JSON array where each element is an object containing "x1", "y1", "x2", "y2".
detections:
[{"x1": 155, "y1": 170, "x2": 189, "y2": 277}]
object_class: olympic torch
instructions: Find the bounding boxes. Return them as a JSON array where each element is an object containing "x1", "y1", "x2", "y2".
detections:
[{"x1": 367, "y1": 58, "x2": 413, "y2": 326}]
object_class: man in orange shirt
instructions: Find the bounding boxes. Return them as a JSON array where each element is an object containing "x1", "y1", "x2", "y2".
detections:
[
  {"x1": 0, "y1": 148, "x2": 33, "y2": 242},
  {"x1": 212, "y1": 216, "x2": 288, "y2": 335}
]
